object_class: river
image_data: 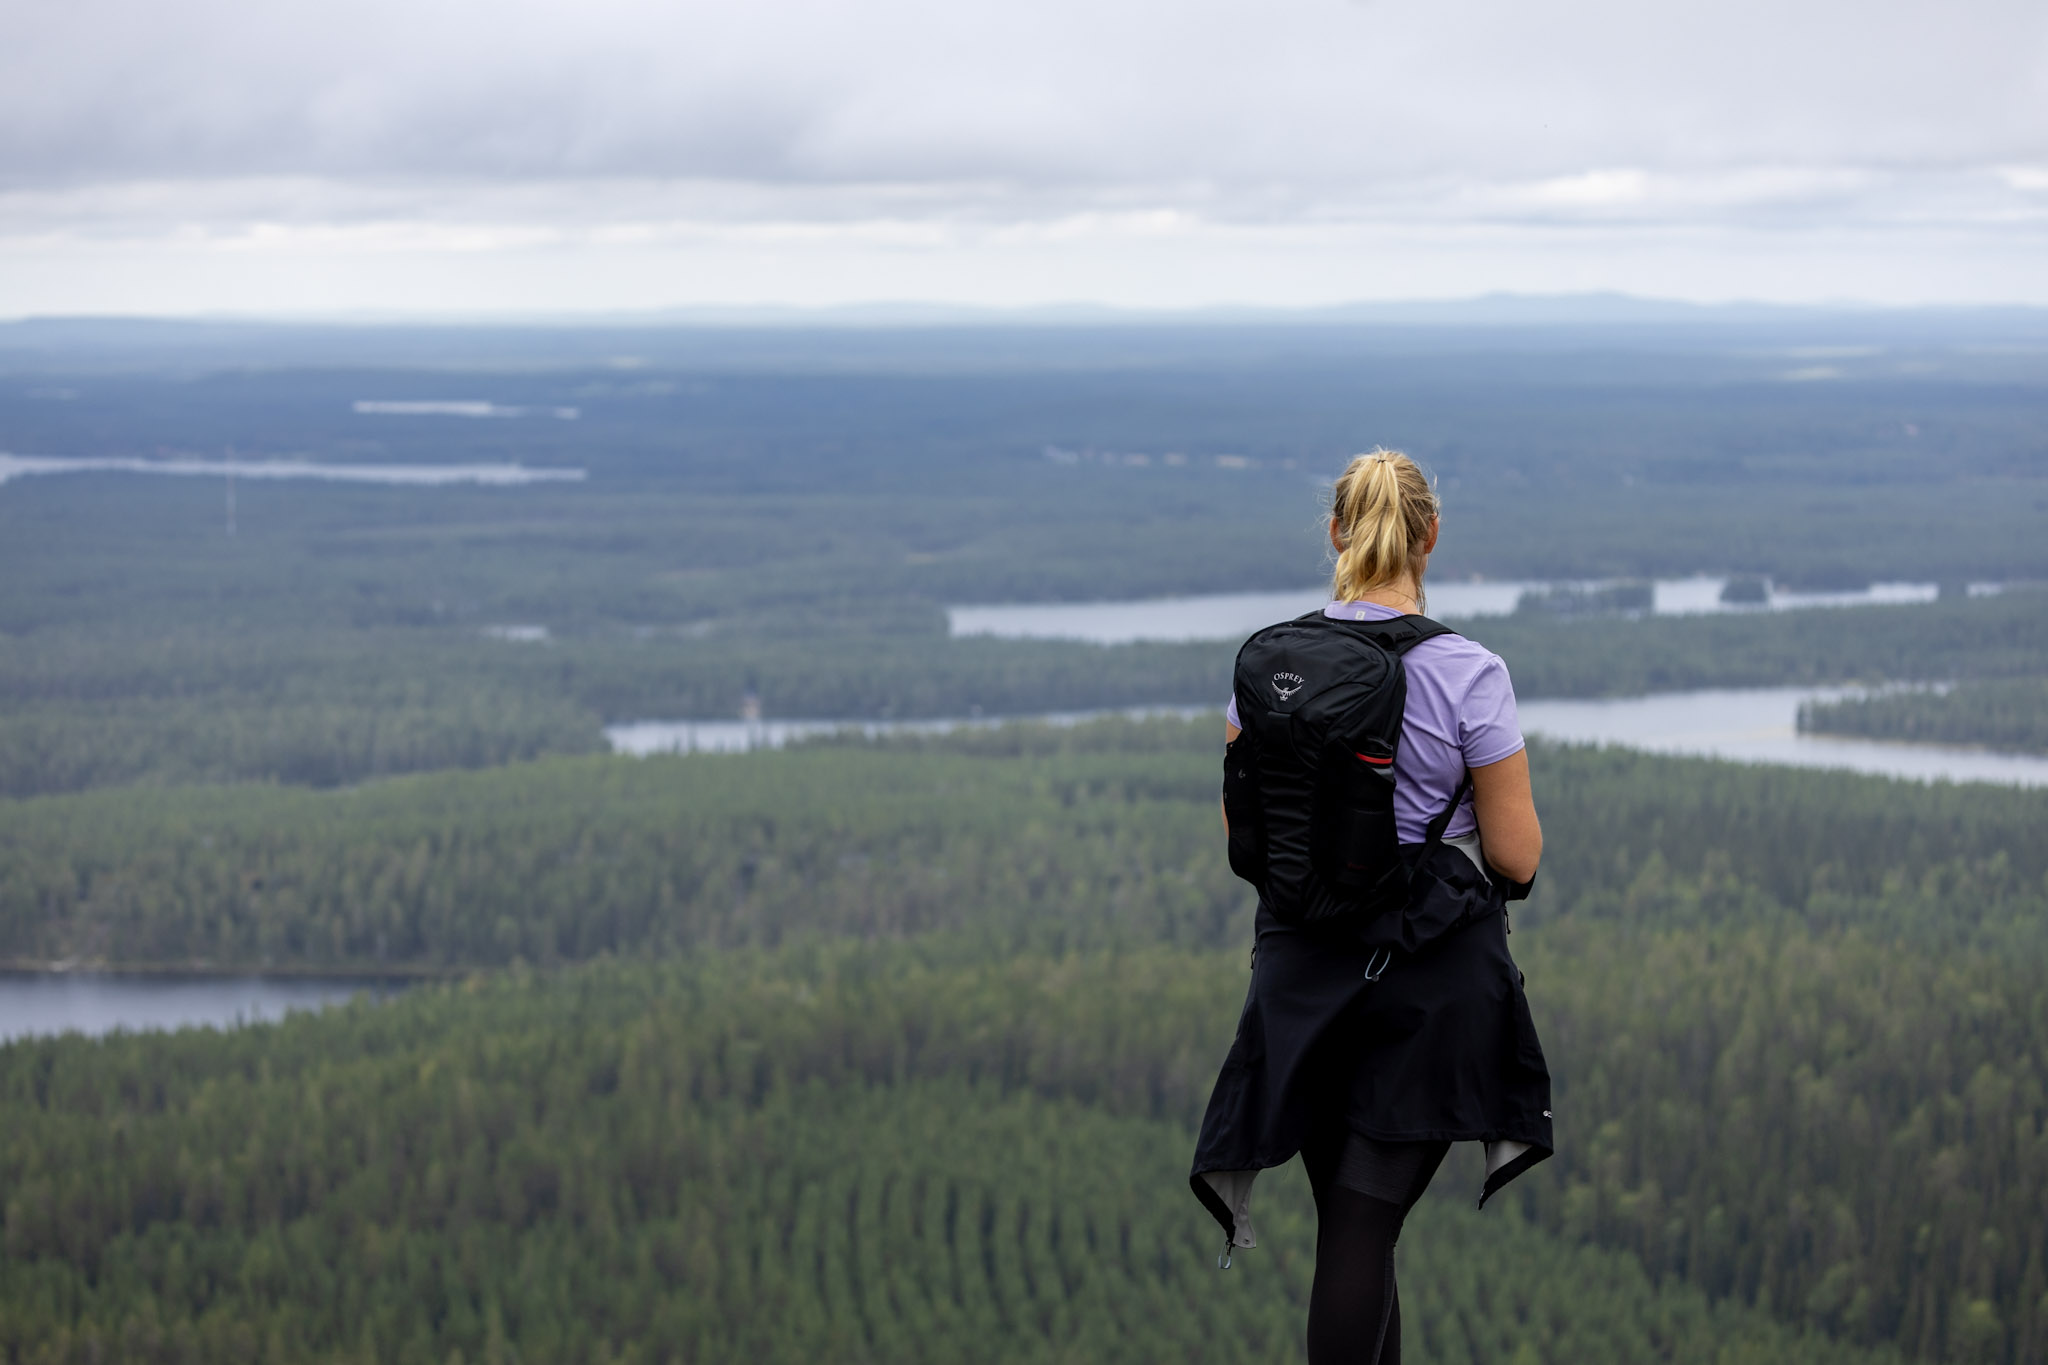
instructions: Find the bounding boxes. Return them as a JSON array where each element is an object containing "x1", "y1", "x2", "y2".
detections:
[
  {"x1": 607, "y1": 686, "x2": 2048, "y2": 787},
  {"x1": 1515, "y1": 687, "x2": 2048, "y2": 786},
  {"x1": 0, "y1": 973, "x2": 411, "y2": 1046},
  {"x1": 0, "y1": 453, "x2": 585, "y2": 488},
  {"x1": 946, "y1": 579, "x2": 1965, "y2": 645}
]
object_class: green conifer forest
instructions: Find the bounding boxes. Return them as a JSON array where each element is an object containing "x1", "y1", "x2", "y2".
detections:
[
  {"x1": 5, "y1": 321, "x2": 2048, "y2": 1362},
  {"x1": 1800, "y1": 678, "x2": 2048, "y2": 755},
  {"x1": 4, "y1": 722, "x2": 2047, "y2": 1363}
]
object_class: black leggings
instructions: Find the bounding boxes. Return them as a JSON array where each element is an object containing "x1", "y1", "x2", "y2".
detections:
[{"x1": 1300, "y1": 1131, "x2": 1450, "y2": 1365}]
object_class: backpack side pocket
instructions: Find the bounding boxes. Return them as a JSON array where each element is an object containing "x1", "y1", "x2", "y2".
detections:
[{"x1": 1222, "y1": 735, "x2": 1266, "y2": 889}]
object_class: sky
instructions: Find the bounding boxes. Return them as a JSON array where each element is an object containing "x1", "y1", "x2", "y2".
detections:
[{"x1": 3, "y1": 0, "x2": 2045, "y2": 316}]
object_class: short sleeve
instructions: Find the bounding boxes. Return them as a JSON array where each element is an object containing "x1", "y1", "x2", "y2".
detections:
[
  {"x1": 1225, "y1": 694, "x2": 1242, "y2": 729},
  {"x1": 1459, "y1": 654, "x2": 1526, "y2": 769}
]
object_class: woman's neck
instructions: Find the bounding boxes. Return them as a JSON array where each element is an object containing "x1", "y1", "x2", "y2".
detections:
[{"x1": 1350, "y1": 578, "x2": 1424, "y2": 614}]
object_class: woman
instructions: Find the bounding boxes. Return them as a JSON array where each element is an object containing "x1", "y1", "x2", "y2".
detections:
[{"x1": 1190, "y1": 449, "x2": 1554, "y2": 1365}]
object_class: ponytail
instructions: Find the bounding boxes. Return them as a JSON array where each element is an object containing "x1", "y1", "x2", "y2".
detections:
[{"x1": 1329, "y1": 449, "x2": 1439, "y2": 606}]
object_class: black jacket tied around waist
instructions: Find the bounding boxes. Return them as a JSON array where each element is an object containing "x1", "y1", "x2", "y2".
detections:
[{"x1": 1190, "y1": 838, "x2": 1554, "y2": 1257}]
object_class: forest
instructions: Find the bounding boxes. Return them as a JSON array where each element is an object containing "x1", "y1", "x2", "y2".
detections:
[
  {"x1": 1801, "y1": 678, "x2": 2048, "y2": 754},
  {"x1": 3, "y1": 316, "x2": 2046, "y2": 1362},
  {"x1": 12, "y1": 318, "x2": 2048, "y2": 622},
  {"x1": 4, "y1": 724, "x2": 2047, "y2": 970},
  {"x1": 0, "y1": 945, "x2": 1927, "y2": 1365},
  {"x1": 2, "y1": 589, "x2": 2042, "y2": 799},
  {"x1": 3, "y1": 722, "x2": 2047, "y2": 1363},
  {"x1": 6, "y1": 317, "x2": 2048, "y2": 799}
]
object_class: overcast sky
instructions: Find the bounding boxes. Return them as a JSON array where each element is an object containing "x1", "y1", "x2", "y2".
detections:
[{"x1": 4, "y1": 0, "x2": 2045, "y2": 315}]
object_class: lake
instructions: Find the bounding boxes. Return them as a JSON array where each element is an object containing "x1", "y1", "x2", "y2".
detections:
[
  {"x1": 0, "y1": 453, "x2": 585, "y2": 488},
  {"x1": 609, "y1": 686, "x2": 2048, "y2": 787},
  {"x1": 605, "y1": 706, "x2": 1210, "y2": 755},
  {"x1": 1516, "y1": 687, "x2": 2048, "y2": 787},
  {"x1": 947, "y1": 578, "x2": 1958, "y2": 645},
  {"x1": 0, "y1": 973, "x2": 411, "y2": 1046}
]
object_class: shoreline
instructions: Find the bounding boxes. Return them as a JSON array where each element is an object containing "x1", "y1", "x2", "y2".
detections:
[
  {"x1": 1794, "y1": 724, "x2": 2047, "y2": 760},
  {"x1": 0, "y1": 959, "x2": 465, "y2": 982}
]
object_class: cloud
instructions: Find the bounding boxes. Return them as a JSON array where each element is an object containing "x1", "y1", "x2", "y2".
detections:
[
  {"x1": 7, "y1": 0, "x2": 2045, "y2": 190},
  {"x1": 2, "y1": 0, "x2": 2045, "y2": 309}
]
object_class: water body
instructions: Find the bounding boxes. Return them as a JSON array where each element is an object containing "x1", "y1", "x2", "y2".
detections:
[
  {"x1": 0, "y1": 453, "x2": 586, "y2": 488},
  {"x1": 0, "y1": 973, "x2": 411, "y2": 1046},
  {"x1": 947, "y1": 578, "x2": 1952, "y2": 645},
  {"x1": 609, "y1": 689, "x2": 2048, "y2": 787},
  {"x1": 1517, "y1": 688, "x2": 2048, "y2": 788},
  {"x1": 353, "y1": 400, "x2": 580, "y2": 420},
  {"x1": 606, "y1": 706, "x2": 1209, "y2": 756}
]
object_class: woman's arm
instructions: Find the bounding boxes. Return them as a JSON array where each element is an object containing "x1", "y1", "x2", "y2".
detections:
[{"x1": 1470, "y1": 749, "x2": 1541, "y2": 884}]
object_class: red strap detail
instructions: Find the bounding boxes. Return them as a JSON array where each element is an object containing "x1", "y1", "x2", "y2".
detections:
[{"x1": 1354, "y1": 752, "x2": 1393, "y2": 766}]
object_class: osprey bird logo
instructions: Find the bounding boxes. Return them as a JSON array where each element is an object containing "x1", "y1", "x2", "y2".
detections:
[{"x1": 1272, "y1": 672, "x2": 1306, "y2": 702}]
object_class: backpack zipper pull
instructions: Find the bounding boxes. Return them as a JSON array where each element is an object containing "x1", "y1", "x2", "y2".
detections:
[{"x1": 1218, "y1": 1237, "x2": 1234, "y2": 1270}]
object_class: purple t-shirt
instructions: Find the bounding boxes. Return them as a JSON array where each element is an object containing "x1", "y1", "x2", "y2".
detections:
[{"x1": 1225, "y1": 600, "x2": 1525, "y2": 843}]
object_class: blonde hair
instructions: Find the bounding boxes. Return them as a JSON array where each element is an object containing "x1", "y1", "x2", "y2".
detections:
[{"x1": 1329, "y1": 448, "x2": 1440, "y2": 606}]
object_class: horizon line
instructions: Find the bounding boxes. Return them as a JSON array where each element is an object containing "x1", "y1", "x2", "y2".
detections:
[{"x1": 11, "y1": 291, "x2": 2048, "y2": 330}]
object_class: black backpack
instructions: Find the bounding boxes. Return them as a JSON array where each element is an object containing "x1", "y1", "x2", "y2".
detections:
[{"x1": 1223, "y1": 610, "x2": 1467, "y2": 926}]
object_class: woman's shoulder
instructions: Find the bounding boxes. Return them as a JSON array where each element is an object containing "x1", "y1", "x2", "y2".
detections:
[
  {"x1": 1410, "y1": 627, "x2": 1522, "y2": 755},
  {"x1": 1408, "y1": 626, "x2": 1511, "y2": 688}
]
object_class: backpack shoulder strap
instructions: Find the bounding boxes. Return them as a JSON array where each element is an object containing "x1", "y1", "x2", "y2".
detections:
[
  {"x1": 1321, "y1": 611, "x2": 1459, "y2": 655},
  {"x1": 1392, "y1": 614, "x2": 1457, "y2": 653},
  {"x1": 1421, "y1": 769, "x2": 1473, "y2": 852}
]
